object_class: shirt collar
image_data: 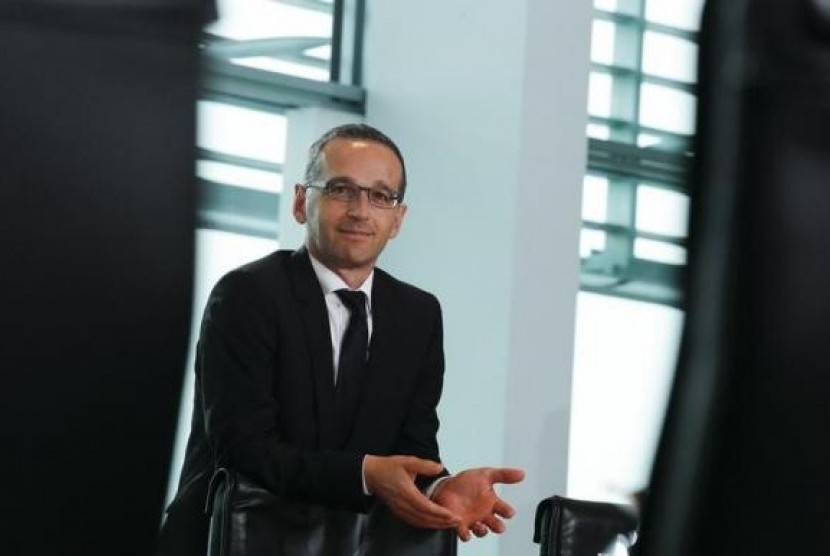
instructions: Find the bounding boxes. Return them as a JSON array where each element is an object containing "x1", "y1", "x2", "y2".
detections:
[{"x1": 307, "y1": 250, "x2": 374, "y2": 307}]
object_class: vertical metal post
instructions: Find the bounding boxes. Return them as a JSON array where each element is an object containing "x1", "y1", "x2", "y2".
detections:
[{"x1": 330, "y1": 0, "x2": 344, "y2": 82}]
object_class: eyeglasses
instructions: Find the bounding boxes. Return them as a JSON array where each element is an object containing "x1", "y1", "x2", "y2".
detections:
[{"x1": 305, "y1": 180, "x2": 402, "y2": 209}]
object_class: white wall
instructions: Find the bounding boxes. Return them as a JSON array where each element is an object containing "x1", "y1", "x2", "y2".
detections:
[{"x1": 360, "y1": 2, "x2": 593, "y2": 554}]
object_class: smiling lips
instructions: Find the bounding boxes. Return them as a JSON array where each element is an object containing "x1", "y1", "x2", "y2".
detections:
[{"x1": 339, "y1": 227, "x2": 373, "y2": 238}]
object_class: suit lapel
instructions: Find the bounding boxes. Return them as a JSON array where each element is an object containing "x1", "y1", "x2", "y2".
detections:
[{"x1": 287, "y1": 248, "x2": 338, "y2": 448}]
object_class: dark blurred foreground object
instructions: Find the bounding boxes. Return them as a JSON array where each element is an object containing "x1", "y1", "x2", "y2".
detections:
[
  {"x1": 0, "y1": 1, "x2": 212, "y2": 554},
  {"x1": 637, "y1": 1, "x2": 830, "y2": 555},
  {"x1": 202, "y1": 468, "x2": 457, "y2": 556},
  {"x1": 533, "y1": 495, "x2": 638, "y2": 556}
]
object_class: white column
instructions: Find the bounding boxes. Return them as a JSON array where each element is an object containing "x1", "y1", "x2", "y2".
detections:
[{"x1": 362, "y1": 1, "x2": 592, "y2": 555}]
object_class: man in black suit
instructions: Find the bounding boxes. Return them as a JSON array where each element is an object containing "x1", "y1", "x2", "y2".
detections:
[{"x1": 159, "y1": 124, "x2": 524, "y2": 555}]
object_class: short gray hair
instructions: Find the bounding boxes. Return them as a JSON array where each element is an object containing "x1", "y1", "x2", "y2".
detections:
[{"x1": 303, "y1": 123, "x2": 408, "y2": 200}]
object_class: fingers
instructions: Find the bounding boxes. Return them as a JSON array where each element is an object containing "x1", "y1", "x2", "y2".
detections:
[
  {"x1": 400, "y1": 455, "x2": 445, "y2": 477},
  {"x1": 365, "y1": 455, "x2": 458, "y2": 529},
  {"x1": 459, "y1": 519, "x2": 496, "y2": 541},
  {"x1": 391, "y1": 498, "x2": 456, "y2": 529},
  {"x1": 482, "y1": 513, "x2": 506, "y2": 534},
  {"x1": 492, "y1": 497, "x2": 516, "y2": 519},
  {"x1": 383, "y1": 477, "x2": 458, "y2": 529},
  {"x1": 471, "y1": 521, "x2": 488, "y2": 537},
  {"x1": 487, "y1": 467, "x2": 525, "y2": 485},
  {"x1": 456, "y1": 522, "x2": 472, "y2": 542}
]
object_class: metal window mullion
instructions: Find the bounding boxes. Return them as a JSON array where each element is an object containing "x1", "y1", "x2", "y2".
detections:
[
  {"x1": 604, "y1": 0, "x2": 644, "y2": 144},
  {"x1": 201, "y1": 57, "x2": 365, "y2": 113},
  {"x1": 592, "y1": 62, "x2": 697, "y2": 95},
  {"x1": 587, "y1": 138, "x2": 692, "y2": 188},
  {"x1": 643, "y1": 20, "x2": 698, "y2": 42},
  {"x1": 601, "y1": 177, "x2": 637, "y2": 278},
  {"x1": 589, "y1": 117, "x2": 694, "y2": 153},
  {"x1": 628, "y1": 0, "x2": 647, "y2": 144},
  {"x1": 330, "y1": 0, "x2": 344, "y2": 82},
  {"x1": 594, "y1": 10, "x2": 698, "y2": 42},
  {"x1": 336, "y1": 0, "x2": 365, "y2": 86},
  {"x1": 197, "y1": 179, "x2": 280, "y2": 239},
  {"x1": 583, "y1": 220, "x2": 687, "y2": 247},
  {"x1": 197, "y1": 148, "x2": 284, "y2": 174},
  {"x1": 351, "y1": 0, "x2": 365, "y2": 86}
]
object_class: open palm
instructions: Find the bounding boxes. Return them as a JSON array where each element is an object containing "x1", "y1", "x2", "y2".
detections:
[{"x1": 433, "y1": 467, "x2": 525, "y2": 541}]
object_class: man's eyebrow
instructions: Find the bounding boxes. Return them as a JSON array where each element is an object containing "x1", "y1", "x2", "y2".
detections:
[
  {"x1": 325, "y1": 176, "x2": 354, "y2": 183},
  {"x1": 372, "y1": 181, "x2": 396, "y2": 192},
  {"x1": 326, "y1": 176, "x2": 396, "y2": 192}
]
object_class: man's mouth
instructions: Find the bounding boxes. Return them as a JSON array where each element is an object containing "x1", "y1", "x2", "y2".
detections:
[{"x1": 339, "y1": 227, "x2": 373, "y2": 237}]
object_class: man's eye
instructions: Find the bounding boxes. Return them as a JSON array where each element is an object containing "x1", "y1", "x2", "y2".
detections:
[
  {"x1": 328, "y1": 184, "x2": 353, "y2": 196},
  {"x1": 369, "y1": 190, "x2": 392, "y2": 203}
]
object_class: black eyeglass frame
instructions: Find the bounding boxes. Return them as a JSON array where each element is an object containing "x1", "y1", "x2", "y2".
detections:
[{"x1": 304, "y1": 179, "x2": 402, "y2": 209}]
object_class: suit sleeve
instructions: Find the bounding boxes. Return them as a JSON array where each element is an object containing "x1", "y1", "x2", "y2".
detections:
[
  {"x1": 198, "y1": 269, "x2": 369, "y2": 511},
  {"x1": 391, "y1": 296, "x2": 450, "y2": 490}
]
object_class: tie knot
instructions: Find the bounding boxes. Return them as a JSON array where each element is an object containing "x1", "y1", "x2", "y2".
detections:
[{"x1": 336, "y1": 289, "x2": 367, "y2": 317}]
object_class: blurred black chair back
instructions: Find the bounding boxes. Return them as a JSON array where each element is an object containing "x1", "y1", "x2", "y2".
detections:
[{"x1": 533, "y1": 495, "x2": 638, "y2": 556}]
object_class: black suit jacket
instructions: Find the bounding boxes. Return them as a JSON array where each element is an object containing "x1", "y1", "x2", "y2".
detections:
[{"x1": 160, "y1": 248, "x2": 447, "y2": 553}]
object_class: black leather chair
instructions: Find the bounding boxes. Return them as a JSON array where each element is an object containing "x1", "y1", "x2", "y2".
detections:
[
  {"x1": 207, "y1": 468, "x2": 457, "y2": 556},
  {"x1": 533, "y1": 495, "x2": 639, "y2": 556}
]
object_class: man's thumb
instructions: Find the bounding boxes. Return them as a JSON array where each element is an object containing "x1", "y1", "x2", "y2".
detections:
[{"x1": 491, "y1": 467, "x2": 526, "y2": 484}]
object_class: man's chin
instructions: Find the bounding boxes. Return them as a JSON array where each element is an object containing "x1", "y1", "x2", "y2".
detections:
[{"x1": 329, "y1": 248, "x2": 379, "y2": 271}]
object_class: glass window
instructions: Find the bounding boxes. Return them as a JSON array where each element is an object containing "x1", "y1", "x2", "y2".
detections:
[
  {"x1": 634, "y1": 238, "x2": 687, "y2": 265},
  {"x1": 642, "y1": 31, "x2": 698, "y2": 83},
  {"x1": 635, "y1": 185, "x2": 689, "y2": 237},
  {"x1": 575, "y1": 0, "x2": 704, "y2": 505},
  {"x1": 587, "y1": 122, "x2": 612, "y2": 140},
  {"x1": 644, "y1": 0, "x2": 704, "y2": 31},
  {"x1": 195, "y1": 100, "x2": 286, "y2": 237},
  {"x1": 580, "y1": 229, "x2": 608, "y2": 260},
  {"x1": 197, "y1": 101, "x2": 287, "y2": 164},
  {"x1": 594, "y1": 0, "x2": 619, "y2": 10},
  {"x1": 196, "y1": 160, "x2": 284, "y2": 193},
  {"x1": 582, "y1": 175, "x2": 610, "y2": 223},
  {"x1": 205, "y1": 0, "x2": 336, "y2": 81},
  {"x1": 591, "y1": 19, "x2": 617, "y2": 65},
  {"x1": 569, "y1": 292, "x2": 683, "y2": 502},
  {"x1": 588, "y1": 71, "x2": 614, "y2": 118},
  {"x1": 638, "y1": 82, "x2": 697, "y2": 135},
  {"x1": 166, "y1": 229, "x2": 279, "y2": 505}
]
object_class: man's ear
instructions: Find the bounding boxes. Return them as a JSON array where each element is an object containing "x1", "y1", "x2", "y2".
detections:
[
  {"x1": 293, "y1": 184, "x2": 307, "y2": 224},
  {"x1": 389, "y1": 204, "x2": 407, "y2": 239}
]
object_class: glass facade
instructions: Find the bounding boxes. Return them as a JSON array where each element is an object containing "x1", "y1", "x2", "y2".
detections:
[
  {"x1": 568, "y1": 0, "x2": 705, "y2": 504},
  {"x1": 582, "y1": 0, "x2": 700, "y2": 307}
]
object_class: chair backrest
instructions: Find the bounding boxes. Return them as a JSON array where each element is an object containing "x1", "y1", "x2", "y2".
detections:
[
  {"x1": 533, "y1": 495, "x2": 638, "y2": 556},
  {"x1": 206, "y1": 467, "x2": 457, "y2": 556}
]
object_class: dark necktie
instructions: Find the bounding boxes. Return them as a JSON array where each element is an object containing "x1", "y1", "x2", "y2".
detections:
[{"x1": 334, "y1": 289, "x2": 368, "y2": 400}]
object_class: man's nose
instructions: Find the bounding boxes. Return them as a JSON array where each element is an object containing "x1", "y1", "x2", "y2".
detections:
[{"x1": 346, "y1": 189, "x2": 372, "y2": 217}]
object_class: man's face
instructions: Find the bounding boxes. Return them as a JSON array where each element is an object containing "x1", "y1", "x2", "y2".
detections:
[{"x1": 293, "y1": 138, "x2": 407, "y2": 275}]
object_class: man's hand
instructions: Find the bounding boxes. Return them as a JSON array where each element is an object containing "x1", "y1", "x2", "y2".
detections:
[
  {"x1": 364, "y1": 455, "x2": 460, "y2": 529},
  {"x1": 432, "y1": 467, "x2": 525, "y2": 541}
]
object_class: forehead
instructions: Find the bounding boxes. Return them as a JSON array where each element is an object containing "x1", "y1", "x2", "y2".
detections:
[{"x1": 319, "y1": 138, "x2": 403, "y2": 188}]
